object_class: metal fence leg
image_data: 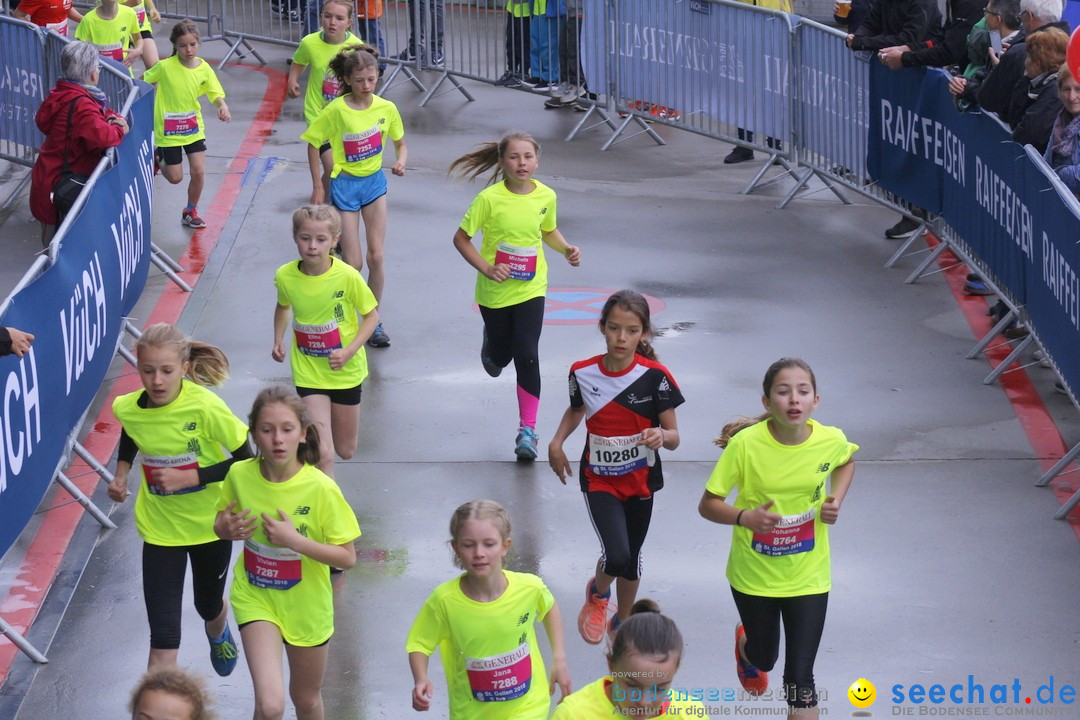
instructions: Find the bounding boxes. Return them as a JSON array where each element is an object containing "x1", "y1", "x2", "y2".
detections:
[
  {"x1": 1036, "y1": 441, "x2": 1080, "y2": 487},
  {"x1": 379, "y1": 64, "x2": 426, "y2": 95},
  {"x1": 1053, "y1": 487, "x2": 1080, "y2": 520},
  {"x1": 884, "y1": 225, "x2": 928, "y2": 269},
  {"x1": 565, "y1": 106, "x2": 617, "y2": 142},
  {"x1": 54, "y1": 472, "x2": 117, "y2": 530},
  {"x1": 0, "y1": 616, "x2": 48, "y2": 664},
  {"x1": 904, "y1": 237, "x2": 947, "y2": 284},
  {"x1": 72, "y1": 441, "x2": 115, "y2": 485},
  {"x1": 983, "y1": 334, "x2": 1033, "y2": 385},
  {"x1": 965, "y1": 309, "x2": 1016, "y2": 359},
  {"x1": 0, "y1": 172, "x2": 31, "y2": 211},
  {"x1": 217, "y1": 36, "x2": 265, "y2": 70},
  {"x1": 741, "y1": 156, "x2": 776, "y2": 195},
  {"x1": 418, "y1": 71, "x2": 474, "y2": 107},
  {"x1": 150, "y1": 245, "x2": 193, "y2": 292}
]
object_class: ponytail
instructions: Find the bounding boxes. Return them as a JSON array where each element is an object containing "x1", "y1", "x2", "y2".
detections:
[
  {"x1": 608, "y1": 598, "x2": 683, "y2": 665},
  {"x1": 449, "y1": 131, "x2": 541, "y2": 186},
  {"x1": 297, "y1": 424, "x2": 322, "y2": 467},
  {"x1": 715, "y1": 413, "x2": 769, "y2": 448},
  {"x1": 136, "y1": 323, "x2": 229, "y2": 387}
]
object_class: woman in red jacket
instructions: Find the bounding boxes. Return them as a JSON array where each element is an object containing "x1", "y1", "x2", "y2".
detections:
[{"x1": 30, "y1": 40, "x2": 128, "y2": 246}]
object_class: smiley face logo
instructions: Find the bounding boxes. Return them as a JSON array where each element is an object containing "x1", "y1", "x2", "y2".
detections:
[{"x1": 848, "y1": 678, "x2": 876, "y2": 708}]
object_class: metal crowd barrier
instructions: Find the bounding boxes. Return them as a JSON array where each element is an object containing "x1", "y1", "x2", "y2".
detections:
[{"x1": 0, "y1": 16, "x2": 46, "y2": 209}]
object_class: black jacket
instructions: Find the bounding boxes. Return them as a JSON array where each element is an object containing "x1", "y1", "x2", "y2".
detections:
[
  {"x1": 850, "y1": 0, "x2": 941, "y2": 51},
  {"x1": 1010, "y1": 71, "x2": 1063, "y2": 154},
  {"x1": 901, "y1": 0, "x2": 987, "y2": 67}
]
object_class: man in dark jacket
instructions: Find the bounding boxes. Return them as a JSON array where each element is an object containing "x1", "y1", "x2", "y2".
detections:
[
  {"x1": 847, "y1": 0, "x2": 942, "y2": 239},
  {"x1": 0, "y1": 327, "x2": 34, "y2": 358},
  {"x1": 847, "y1": 0, "x2": 941, "y2": 51},
  {"x1": 877, "y1": 0, "x2": 987, "y2": 69},
  {"x1": 976, "y1": 0, "x2": 1068, "y2": 123}
]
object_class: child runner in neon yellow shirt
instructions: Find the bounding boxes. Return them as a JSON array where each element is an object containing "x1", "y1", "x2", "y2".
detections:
[
  {"x1": 123, "y1": 0, "x2": 160, "y2": 69},
  {"x1": 407, "y1": 500, "x2": 571, "y2": 719},
  {"x1": 301, "y1": 44, "x2": 406, "y2": 349},
  {"x1": 699, "y1": 357, "x2": 858, "y2": 718},
  {"x1": 74, "y1": 0, "x2": 142, "y2": 76},
  {"x1": 215, "y1": 385, "x2": 360, "y2": 720},
  {"x1": 272, "y1": 204, "x2": 379, "y2": 479},
  {"x1": 450, "y1": 131, "x2": 581, "y2": 460},
  {"x1": 107, "y1": 323, "x2": 252, "y2": 676},
  {"x1": 288, "y1": 0, "x2": 360, "y2": 201},
  {"x1": 142, "y1": 19, "x2": 230, "y2": 230},
  {"x1": 551, "y1": 599, "x2": 708, "y2": 719}
]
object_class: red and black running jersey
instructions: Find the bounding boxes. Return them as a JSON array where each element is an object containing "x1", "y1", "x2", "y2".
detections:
[{"x1": 568, "y1": 354, "x2": 684, "y2": 500}]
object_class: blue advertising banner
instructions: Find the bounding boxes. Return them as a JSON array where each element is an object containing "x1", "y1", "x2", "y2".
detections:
[
  {"x1": 0, "y1": 90, "x2": 154, "y2": 559},
  {"x1": 586, "y1": 0, "x2": 791, "y2": 138},
  {"x1": 868, "y1": 63, "x2": 956, "y2": 213},
  {"x1": 1025, "y1": 148, "x2": 1080, "y2": 395},
  {"x1": 0, "y1": 19, "x2": 46, "y2": 150},
  {"x1": 939, "y1": 106, "x2": 1030, "y2": 301}
]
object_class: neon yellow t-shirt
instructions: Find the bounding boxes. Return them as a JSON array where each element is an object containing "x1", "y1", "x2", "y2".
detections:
[
  {"x1": 142, "y1": 55, "x2": 225, "y2": 147},
  {"x1": 506, "y1": 0, "x2": 532, "y2": 17},
  {"x1": 275, "y1": 257, "x2": 378, "y2": 390},
  {"x1": 113, "y1": 380, "x2": 249, "y2": 547},
  {"x1": 74, "y1": 6, "x2": 140, "y2": 76},
  {"x1": 218, "y1": 459, "x2": 361, "y2": 646},
  {"x1": 550, "y1": 678, "x2": 708, "y2": 719},
  {"x1": 406, "y1": 570, "x2": 555, "y2": 720},
  {"x1": 291, "y1": 31, "x2": 358, "y2": 125},
  {"x1": 459, "y1": 179, "x2": 558, "y2": 309},
  {"x1": 126, "y1": 0, "x2": 151, "y2": 32},
  {"x1": 300, "y1": 94, "x2": 404, "y2": 179},
  {"x1": 705, "y1": 419, "x2": 858, "y2": 597}
]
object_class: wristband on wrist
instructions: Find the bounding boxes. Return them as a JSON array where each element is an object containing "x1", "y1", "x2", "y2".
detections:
[{"x1": 735, "y1": 509, "x2": 745, "y2": 527}]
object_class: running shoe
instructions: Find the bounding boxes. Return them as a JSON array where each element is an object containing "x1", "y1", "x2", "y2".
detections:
[
  {"x1": 182, "y1": 207, "x2": 206, "y2": 228},
  {"x1": 884, "y1": 216, "x2": 920, "y2": 239},
  {"x1": 368, "y1": 322, "x2": 391, "y2": 348},
  {"x1": 481, "y1": 329, "x2": 501, "y2": 377},
  {"x1": 577, "y1": 577, "x2": 611, "y2": 645},
  {"x1": 207, "y1": 623, "x2": 239, "y2": 677},
  {"x1": 735, "y1": 623, "x2": 768, "y2": 695},
  {"x1": 514, "y1": 426, "x2": 538, "y2": 461}
]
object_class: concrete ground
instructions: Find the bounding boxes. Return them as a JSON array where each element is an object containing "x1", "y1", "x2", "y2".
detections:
[{"x1": 1, "y1": 30, "x2": 1079, "y2": 720}]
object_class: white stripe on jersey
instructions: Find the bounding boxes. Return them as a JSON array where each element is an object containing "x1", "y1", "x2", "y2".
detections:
[{"x1": 573, "y1": 363, "x2": 649, "y2": 418}]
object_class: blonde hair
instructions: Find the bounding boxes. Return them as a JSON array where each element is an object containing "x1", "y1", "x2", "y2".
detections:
[
  {"x1": 292, "y1": 204, "x2": 342, "y2": 238},
  {"x1": 715, "y1": 358, "x2": 817, "y2": 448},
  {"x1": 449, "y1": 500, "x2": 512, "y2": 569},
  {"x1": 321, "y1": 0, "x2": 353, "y2": 18},
  {"x1": 448, "y1": 132, "x2": 541, "y2": 185},
  {"x1": 136, "y1": 323, "x2": 229, "y2": 387}
]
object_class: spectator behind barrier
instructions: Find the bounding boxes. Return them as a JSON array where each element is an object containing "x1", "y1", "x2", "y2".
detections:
[
  {"x1": 1044, "y1": 62, "x2": 1080, "y2": 196},
  {"x1": 29, "y1": 40, "x2": 128, "y2": 247},
  {"x1": 975, "y1": 0, "x2": 1068, "y2": 123},
  {"x1": 0, "y1": 327, "x2": 34, "y2": 358},
  {"x1": 847, "y1": 0, "x2": 941, "y2": 240},
  {"x1": 128, "y1": 667, "x2": 216, "y2": 720},
  {"x1": 876, "y1": 0, "x2": 985, "y2": 69},
  {"x1": 948, "y1": 0, "x2": 1021, "y2": 110},
  {"x1": 846, "y1": 0, "x2": 941, "y2": 51},
  {"x1": 1010, "y1": 26, "x2": 1068, "y2": 153}
]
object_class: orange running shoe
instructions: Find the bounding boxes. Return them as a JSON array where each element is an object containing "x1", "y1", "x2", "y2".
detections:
[
  {"x1": 735, "y1": 623, "x2": 768, "y2": 695},
  {"x1": 577, "y1": 577, "x2": 611, "y2": 645}
]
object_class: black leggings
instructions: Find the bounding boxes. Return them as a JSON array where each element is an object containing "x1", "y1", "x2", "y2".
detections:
[
  {"x1": 584, "y1": 491, "x2": 654, "y2": 581},
  {"x1": 479, "y1": 296, "x2": 544, "y2": 400},
  {"x1": 731, "y1": 587, "x2": 828, "y2": 708},
  {"x1": 143, "y1": 540, "x2": 233, "y2": 650},
  {"x1": 505, "y1": 12, "x2": 531, "y2": 75}
]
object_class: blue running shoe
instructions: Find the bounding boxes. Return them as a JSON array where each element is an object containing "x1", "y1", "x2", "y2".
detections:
[
  {"x1": 515, "y1": 426, "x2": 539, "y2": 461},
  {"x1": 368, "y1": 322, "x2": 391, "y2": 348},
  {"x1": 208, "y1": 623, "x2": 239, "y2": 677}
]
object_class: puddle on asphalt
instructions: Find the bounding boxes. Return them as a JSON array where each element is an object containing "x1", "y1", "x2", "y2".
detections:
[{"x1": 654, "y1": 321, "x2": 696, "y2": 338}]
